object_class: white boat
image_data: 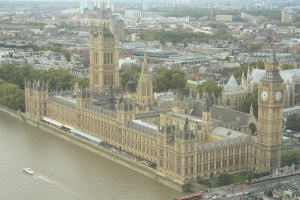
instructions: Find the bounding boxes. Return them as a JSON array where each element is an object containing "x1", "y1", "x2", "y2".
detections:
[{"x1": 23, "y1": 168, "x2": 34, "y2": 175}]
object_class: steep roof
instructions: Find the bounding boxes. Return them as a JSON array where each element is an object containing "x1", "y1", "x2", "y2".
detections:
[
  {"x1": 251, "y1": 68, "x2": 300, "y2": 84},
  {"x1": 224, "y1": 75, "x2": 240, "y2": 92},
  {"x1": 192, "y1": 101, "x2": 250, "y2": 126}
]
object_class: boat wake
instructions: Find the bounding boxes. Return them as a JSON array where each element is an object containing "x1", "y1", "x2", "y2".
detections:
[
  {"x1": 35, "y1": 174, "x2": 58, "y2": 185},
  {"x1": 34, "y1": 174, "x2": 74, "y2": 195}
]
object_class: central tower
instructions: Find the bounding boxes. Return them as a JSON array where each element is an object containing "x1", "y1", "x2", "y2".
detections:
[
  {"x1": 257, "y1": 50, "x2": 284, "y2": 173},
  {"x1": 89, "y1": 21, "x2": 120, "y2": 94},
  {"x1": 136, "y1": 52, "x2": 154, "y2": 112}
]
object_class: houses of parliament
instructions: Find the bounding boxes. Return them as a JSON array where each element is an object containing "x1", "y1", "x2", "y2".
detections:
[{"x1": 25, "y1": 21, "x2": 285, "y2": 188}]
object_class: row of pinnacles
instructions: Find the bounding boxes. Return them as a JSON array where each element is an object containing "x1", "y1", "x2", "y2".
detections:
[
  {"x1": 222, "y1": 66, "x2": 253, "y2": 111},
  {"x1": 25, "y1": 80, "x2": 49, "y2": 120}
]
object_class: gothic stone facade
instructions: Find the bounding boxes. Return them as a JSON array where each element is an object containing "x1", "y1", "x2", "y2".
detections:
[{"x1": 24, "y1": 22, "x2": 284, "y2": 186}]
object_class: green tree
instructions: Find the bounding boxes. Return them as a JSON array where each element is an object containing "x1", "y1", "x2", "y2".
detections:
[
  {"x1": 140, "y1": 31, "x2": 236, "y2": 45},
  {"x1": 28, "y1": 43, "x2": 71, "y2": 61},
  {"x1": 249, "y1": 44, "x2": 261, "y2": 52},
  {"x1": 0, "y1": 64, "x2": 22, "y2": 86},
  {"x1": 286, "y1": 114, "x2": 300, "y2": 131},
  {"x1": 233, "y1": 66, "x2": 249, "y2": 84},
  {"x1": 233, "y1": 61, "x2": 264, "y2": 84},
  {"x1": 0, "y1": 79, "x2": 25, "y2": 111},
  {"x1": 156, "y1": 67, "x2": 186, "y2": 92},
  {"x1": 249, "y1": 60, "x2": 265, "y2": 69},
  {"x1": 81, "y1": 59, "x2": 90, "y2": 68},
  {"x1": 280, "y1": 64, "x2": 295, "y2": 70},
  {"x1": 208, "y1": 23, "x2": 228, "y2": 29},
  {"x1": 62, "y1": 49, "x2": 71, "y2": 62},
  {"x1": 120, "y1": 70, "x2": 140, "y2": 90},
  {"x1": 0, "y1": 64, "x2": 88, "y2": 91},
  {"x1": 241, "y1": 87, "x2": 258, "y2": 117},
  {"x1": 282, "y1": 150, "x2": 300, "y2": 166},
  {"x1": 216, "y1": 174, "x2": 233, "y2": 186},
  {"x1": 197, "y1": 80, "x2": 223, "y2": 98}
]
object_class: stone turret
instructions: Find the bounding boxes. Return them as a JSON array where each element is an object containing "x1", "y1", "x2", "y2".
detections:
[
  {"x1": 126, "y1": 76, "x2": 136, "y2": 99},
  {"x1": 117, "y1": 98, "x2": 136, "y2": 130},
  {"x1": 25, "y1": 79, "x2": 49, "y2": 120},
  {"x1": 136, "y1": 51, "x2": 154, "y2": 113},
  {"x1": 75, "y1": 85, "x2": 91, "y2": 109},
  {"x1": 202, "y1": 94, "x2": 214, "y2": 132}
]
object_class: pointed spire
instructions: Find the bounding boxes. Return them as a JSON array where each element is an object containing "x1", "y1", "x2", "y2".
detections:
[
  {"x1": 219, "y1": 114, "x2": 223, "y2": 125},
  {"x1": 37, "y1": 79, "x2": 40, "y2": 88},
  {"x1": 212, "y1": 92, "x2": 215, "y2": 102},
  {"x1": 218, "y1": 94, "x2": 222, "y2": 105},
  {"x1": 98, "y1": 21, "x2": 104, "y2": 34},
  {"x1": 272, "y1": 48, "x2": 279, "y2": 65},
  {"x1": 90, "y1": 21, "x2": 94, "y2": 34},
  {"x1": 196, "y1": 92, "x2": 200, "y2": 101},
  {"x1": 241, "y1": 71, "x2": 246, "y2": 86},
  {"x1": 202, "y1": 89, "x2": 207, "y2": 99},
  {"x1": 142, "y1": 50, "x2": 149, "y2": 75},
  {"x1": 247, "y1": 66, "x2": 251, "y2": 78},
  {"x1": 250, "y1": 102, "x2": 254, "y2": 116}
]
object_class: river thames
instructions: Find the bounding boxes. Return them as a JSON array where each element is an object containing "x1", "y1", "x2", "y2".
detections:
[{"x1": 0, "y1": 111, "x2": 182, "y2": 200}]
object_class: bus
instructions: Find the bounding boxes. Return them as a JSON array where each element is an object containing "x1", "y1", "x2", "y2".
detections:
[{"x1": 175, "y1": 193, "x2": 202, "y2": 200}]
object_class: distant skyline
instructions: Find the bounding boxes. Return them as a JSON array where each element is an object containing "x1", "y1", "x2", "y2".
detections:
[{"x1": 0, "y1": 0, "x2": 299, "y2": 6}]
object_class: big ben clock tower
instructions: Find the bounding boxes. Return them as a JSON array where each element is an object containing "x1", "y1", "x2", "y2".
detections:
[{"x1": 257, "y1": 50, "x2": 285, "y2": 173}]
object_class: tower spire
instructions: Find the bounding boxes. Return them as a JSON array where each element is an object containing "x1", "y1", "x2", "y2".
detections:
[
  {"x1": 90, "y1": 21, "x2": 94, "y2": 34},
  {"x1": 142, "y1": 50, "x2": 149, "y2": 75},
  {"x1": 247, "y1": 66, "x2": 251, "y2": 78},
  {"x1": 272, "y1": 48, "x2": 279, "y2": 65},
  {"x1": 250, "y1": 102, "x2": 254, "y2": 116}
]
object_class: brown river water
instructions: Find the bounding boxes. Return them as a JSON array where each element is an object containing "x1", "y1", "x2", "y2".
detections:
[{"x1": 0, "y1": 111, "x2": 182, "y2": 200}]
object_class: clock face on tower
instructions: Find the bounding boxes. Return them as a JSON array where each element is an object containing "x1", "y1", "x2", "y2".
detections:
[
  {"x1": 261, "y1": 90, "x2": 269, "y2": 101},
  {"x1": 275, "y1": 91, "x2": 282, "y2": 102}
]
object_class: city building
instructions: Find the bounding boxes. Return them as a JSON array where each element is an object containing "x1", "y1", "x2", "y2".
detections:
[
  {"x1": 282, "y1": 9, "x2": 296, "y2": 24},
  {"x1": 215, "y1": 15, "x2": 233, "y2": 22},
  {"x1": 24, "y1": 21, "x2": 285, "y2": 190}
]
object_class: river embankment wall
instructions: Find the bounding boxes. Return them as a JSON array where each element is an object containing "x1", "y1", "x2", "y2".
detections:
[{"x1": 0, "y1": 105, "x2": 191, "y2": 192}]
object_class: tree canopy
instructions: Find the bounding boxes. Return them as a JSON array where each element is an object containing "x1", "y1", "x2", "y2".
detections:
[
  {"x1": 120, "y1": 69, "x2": 140, "y2": 90},
  {"x1": 208, "y1": 23, "x2": 228, "y2": 29},
  {"x1": 197, "y1": 80, "x2": 223, "y2": 99},
  {"x1": 156, "y1": 67, "x2": 186, "y2": 92},
  {"x1": 233, "y1": 61, "x2": 264, "y2": 84},
  {"x1": 282, "y1": 150, "x2": 300, "y2": 166},
  {"x1": 233, "y1": 66, "x2": 249, "y2": 84},
  {"x1": 216, "y1": 174, "x2": 232, "y2": 186},
  {"x1": 241, "y1": 87, "x2": 258, "y2": 118},
  {"x1": 0, "y1": 79, "x2": 24, "y2": 111},
  {"x1": 28, "y1": 43, "x2": 71, "y2": 62},
  {"x1": 280, "y1": 64, "x2": 295, "y2": 70},
  {"x1": 0, "y1": 64, "x2": 88, "y2": 91},
  {"x1": 0, "y1": 64, "x2": 89, "y2": 111},
  {"x1": 140, "y1": 31, "x2": 236, "y2": 45},
  {"x1": 286, "y1": 114, "x2": 300, "y2": 132}
]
